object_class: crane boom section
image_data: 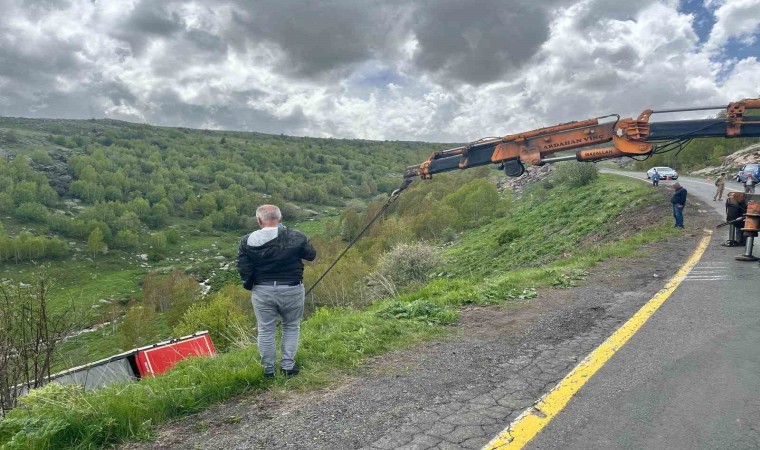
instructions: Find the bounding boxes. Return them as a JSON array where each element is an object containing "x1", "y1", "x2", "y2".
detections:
[{"x1": 405, "y1": 98, "x2": 760, "y2": 180}]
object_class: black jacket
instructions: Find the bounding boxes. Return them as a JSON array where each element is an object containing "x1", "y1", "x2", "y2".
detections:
[
  {"x1": 671, "y1": 187, "x2": 687, "y2": 207},
  {"x1": 237, "y1": 227, "x2": 317, "y2": 290}
]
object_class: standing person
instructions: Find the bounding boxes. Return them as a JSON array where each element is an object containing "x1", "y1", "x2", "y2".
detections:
[
  {"x1": 670, "y1": 182, "x2": 688, "y2": 228},
  {"x1": 237, "y1": 204, "x2": 317, "y2": 378},
  {"x1": 714, "y1": 172, "x2": 726, "y2": 201},
  {"x1": 744, "y1": 173, "x2": 758, "y2": 194},
  {"x1": 651, "y1": 169, "x2": 660, "y2": 187}
]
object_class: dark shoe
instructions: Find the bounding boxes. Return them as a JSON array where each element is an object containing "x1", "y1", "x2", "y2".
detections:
[
  {"x1": 282, "y1": 366, "x2": 300, "y2": 377},
  {"x1": 264, "y1": 370, "x2": 276, "y2": 379}
]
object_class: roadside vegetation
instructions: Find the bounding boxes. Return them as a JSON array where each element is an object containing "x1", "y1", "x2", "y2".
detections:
[{"x1": 0, "y1": 155, "x2": 680, "y2": 448}]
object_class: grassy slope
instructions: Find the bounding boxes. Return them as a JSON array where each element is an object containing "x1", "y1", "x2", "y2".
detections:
[
  {"x1": 0, "y1": 174, "x2": 679, "y2": 449},
  {"x1": 441, "y1": 175, "x2": 662, "y2": 278}
]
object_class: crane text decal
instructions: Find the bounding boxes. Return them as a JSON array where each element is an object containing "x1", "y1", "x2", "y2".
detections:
[
  {"x1": 583, "y1": 149, "x2": 616, "y2": 158},
  {"x1": 542, "y1": 134, "x2": 606, "y2": 150}
]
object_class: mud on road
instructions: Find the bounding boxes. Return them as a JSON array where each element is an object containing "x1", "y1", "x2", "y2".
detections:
[{"x1": 124, "y1": 204, "x2": 717, "y2": 450}]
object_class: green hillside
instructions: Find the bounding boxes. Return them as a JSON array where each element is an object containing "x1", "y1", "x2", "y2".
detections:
[
  {"x1": 0, "y1": 167, "x2": 679, "y2": 449},
  {"x1": 0, "y1": 117, "x2": 441, "y2": 368}
]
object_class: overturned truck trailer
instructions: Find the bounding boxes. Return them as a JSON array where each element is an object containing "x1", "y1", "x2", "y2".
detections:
[{"x1": 23, "y1": 331, "x2": 216, "y2": 395}]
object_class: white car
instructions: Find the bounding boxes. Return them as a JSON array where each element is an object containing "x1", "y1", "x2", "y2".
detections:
[{"x1": 647, "y1": 167, "x2": 678, "y2": 180}]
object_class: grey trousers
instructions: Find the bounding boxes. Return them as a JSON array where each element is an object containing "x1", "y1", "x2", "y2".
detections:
[{"x1": 251, "y1": 284, "x2": 305, "y2": 372}]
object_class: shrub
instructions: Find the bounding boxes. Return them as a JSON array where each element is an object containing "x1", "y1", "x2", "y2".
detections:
[
  {"x1": 173, "y1": 288, "x2": 253, "y2": 352},
  {"x1": 377, "y1": 299, "x2": 458, "y2": 325},
  {"x1": 443, "y1": 178, "x2": 504, "y2": 229},
  {"x1": 411, "y1": 205, "x2": 457, "y2": 240},
  {"x1": 142, "y1": 270, "x2": 202, "y2": 325},
  {"x1": 304, "y1": 254, "x2": 372, "y2": 308},
  {"x1": 117, "y1": 304, "x2": 158, "y2": 349},
  {"x1": 497, "y1": 226, "x2": 522, "y2": 246},
  {"x1": 375, "y1": 243, "x2": 440, "y2": 288},
  {"x1": 113, "y1": 230, "x2": 139, "y2": 249},
  {"x1": 554, "y1": 162, "x2": 598, "y2": 187},
  {"x1": 165, "y1": 228, "x2": 181, "y2": 245},
  {"x1": 15, "y1": 202, "x2": 48, "y2": 223}
]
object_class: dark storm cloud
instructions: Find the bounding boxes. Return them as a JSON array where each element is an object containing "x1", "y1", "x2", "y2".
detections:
[
  {"x1": 221, "y1": 0, "x2": 569, "y2": 85},
  {"x1": 226, "y1": 0, "x2": 389, "y2": 78},
  {"x1": 111, "y1": 0, "x2": 185, "y2": 56},
  {"x1": 0, "y1": 12, "x2": 85, "y2": 84},
  {"x1": 409, "y1": 0, "x2": 567, "y2": 85}
]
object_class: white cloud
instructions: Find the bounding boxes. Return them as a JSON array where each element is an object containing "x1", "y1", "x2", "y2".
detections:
[
  {"x1": 704, "y1": 0, "x2": 760, "y2": 53},
  {"x1": 0, "y1": 0, "x2": 758, "y2": 141}
]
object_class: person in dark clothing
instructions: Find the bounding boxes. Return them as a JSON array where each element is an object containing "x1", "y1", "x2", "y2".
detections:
[
  {"x1": 670, "y1": 182, "x2": 687, "y2": 228},
  {"x1": 237, "y1": 204, "x2": 317, "y2": 377}
]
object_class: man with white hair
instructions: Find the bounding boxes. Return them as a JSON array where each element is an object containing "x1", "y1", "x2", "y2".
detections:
[{"x1": 237, "y1": 204, "x2": 317, "y2": 378}]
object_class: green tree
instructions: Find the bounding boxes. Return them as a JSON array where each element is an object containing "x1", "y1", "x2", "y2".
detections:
[
  {"x1": 146, "y1": 203, "x2": 169, "y2": 228},
  {"x1": 0, "y1": 193, "x2": 12, "y2": 214},
  {"x1": 87, "y1": 227, "x2": 107, "y2": 257},
  {"x1": 128, "y1": 198, "x2": 150, "y2": 219},
  {"x1": 340, "y1": 208, "x2": 363, "y2": 242},
  {"x1": 444, "y1": 179, "x2": 501, "y2": 228},
  {"x1": 114, "y1": 230, "x2": 140, "y2": 249},
  {"x1": 198, "y1": 194, "x2": 217, "y2": 216},
  {"x1": 29, "y1": 149, "x2": 53, "y2": 165},
  {"x1": 15, "y1": 202, "x2": 48, "y2": 223},
  {"x1": 118, "y1": 304, "x2": 158, "y2": 349},
  {"x1": 12, "y1": 181, "x2": 37, "y2": 205}
]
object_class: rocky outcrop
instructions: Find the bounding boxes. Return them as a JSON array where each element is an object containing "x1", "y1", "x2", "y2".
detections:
[
  {"x1": 690, "y1": 144, "x2": 760, "y2": 177},
  {"x1": 31, "y1": 147, "x2": 74, "y2": 195},
  {"x1": 496, "y1": 164, "x2": 555, "y2": 193}
]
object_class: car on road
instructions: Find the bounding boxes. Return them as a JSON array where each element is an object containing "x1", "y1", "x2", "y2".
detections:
[
  {"x1": 646, "y1": 166, "x2": 678, "y2": 180},
  {"x1": 735, "y1": 163, "x2": 760, "y2": 182}
]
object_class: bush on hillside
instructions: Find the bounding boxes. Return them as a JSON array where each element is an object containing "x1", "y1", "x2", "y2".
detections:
[
  {"x1": 142, "y1": 270, "x2": 203, "y2": 326},
  {"x1": 375, "y1": 243, "x2": 440, "y2": 289},
  {"x1": 304, "y1": 253, "x2": 372, "y2": 308},
  {"x1": 554, "y1": 162, "x2": 598, "y2": 187},
  {"x1": 173, "y1": 287, "x2": 253, "y2": 352},
  {"x1": 444, "y1": 178, "x2": 503, "y2": 228},
  {"x1": 411, "y1": 205, "x2": 457, "y2": 240},
  {"x1": 497, "y1": 226, "x2": 522, "y2": 246},
  {"x1": 117, "y1": 304, "x2": 158, "y2": 349}
]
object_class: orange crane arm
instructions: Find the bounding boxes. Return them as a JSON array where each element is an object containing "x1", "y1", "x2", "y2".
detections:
[{"x1": 403, "y1": 98, "x2": 760, "y2": 180}]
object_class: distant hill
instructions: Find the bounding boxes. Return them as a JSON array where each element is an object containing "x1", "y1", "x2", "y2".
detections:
[{"x1": 0, "y1": 117, "x2": 442, "y2": 253}]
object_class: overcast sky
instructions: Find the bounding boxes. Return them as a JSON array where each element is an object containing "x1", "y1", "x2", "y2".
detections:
[{"x1": 0, "y1": 0, "x2": 759, "y2": 142}]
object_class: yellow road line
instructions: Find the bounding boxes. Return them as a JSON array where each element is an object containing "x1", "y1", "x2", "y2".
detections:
[{"x1": 483, "y1": 231, "x2": 713, "y2": 450}]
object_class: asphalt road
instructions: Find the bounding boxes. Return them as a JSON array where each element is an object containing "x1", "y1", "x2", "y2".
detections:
[{"x1": 526, "y1": 170, "x2": 760, "y2": 449}]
